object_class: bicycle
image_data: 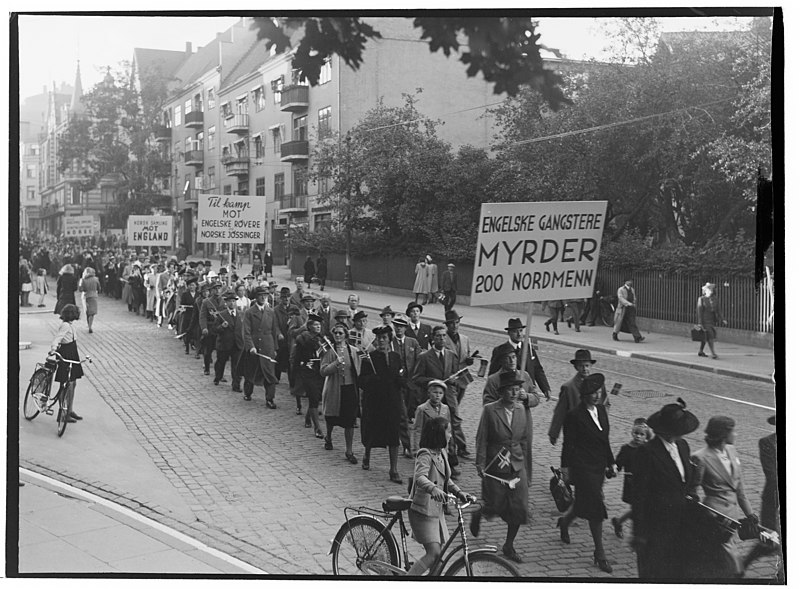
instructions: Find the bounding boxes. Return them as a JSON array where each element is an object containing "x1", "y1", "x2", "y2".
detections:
[
  {"x1": 599, "y1": 295, "x2": 617, "y2": 327},
  {"x1": 23, "y1": 351, "x2": 92, "y2": 437},
  {"x1": 330, "y1": 493, "x2": 520, "y2": 577}
]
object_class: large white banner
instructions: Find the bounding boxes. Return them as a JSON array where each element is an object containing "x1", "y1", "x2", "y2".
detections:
[
  {"x1": 127, "y1": 215, "x2": 173, "y2": 246},
  {"x1": 471, "y1": 201, "x2": 607, "y2": 306},
  {"x1": 64, "y1": 215, "x2": 97, "y2": 237},
  {"x1": 197, "y1": 194, "x2": 266, "y2": 244}
]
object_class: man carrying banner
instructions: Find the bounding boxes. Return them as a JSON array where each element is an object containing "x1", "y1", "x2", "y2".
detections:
[{"x1": 489, "y1": 318, "x2": 552, "y2": 401}]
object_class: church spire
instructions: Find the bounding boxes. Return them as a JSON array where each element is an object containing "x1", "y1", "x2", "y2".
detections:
[{"x1": 69, "y1": 60, "x2": 85, "y2": 115}]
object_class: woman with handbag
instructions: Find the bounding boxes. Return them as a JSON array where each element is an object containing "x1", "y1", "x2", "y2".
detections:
[
  {"x1": 697, "y1": 282, "x2": 727, "y2": 359},
  {"x1": 689, "y1": 416, "x2": 756, "y2": 578}
]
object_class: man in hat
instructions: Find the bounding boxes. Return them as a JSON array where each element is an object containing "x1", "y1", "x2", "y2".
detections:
[
  {"x1": 483, "y1": 343, "x2": 540, "y2": 408},
  {"x1": 489, "y1": 318, "x2": 551, "y2": 400},
  {"x1": 289, "y1": 276, "x2": 306, "y2": 309},
  {"x1": 632, "y1": 399, "x2": 700, "y2": 579},
  {"x1": 299, "y1": 293, "x2": 316, "y2": 325},
  {"x1": 390, "y1": 314, "x2": 421, "y2": 453},
  {"x1": 345, "y1": 294, "x2": 361, "y2": 329},
  {"x1": 548, "y1": 349, "x2": 609, "y2": 445},
  {"x1": 315, "y1": 292, "x2": 338, "y2": 338},
  {"x1": 379, "y1": 306, "x2": 395, "y2": 327},
  {"x1": 443, "y1": 310, "x2": 474, "y2": 459},
  {"x1": 348, "y1": 310, "x2": 373, "y2": 353},
  {"x1": 155, "y1": 262, "x2": 171, "y2": 327},
  {"x1": 266, "y1": 280, "x2": 279, "y2": 308},
  {"x1": 213, "y1": 291, "x2": 243, "y2": 389},
  {"x1": 405, "y1": 302, "x2": 433, "y2": 350},
  {"x1": 273, "y1": 287, "x2": 294, "y2": 382},
  {"x1": 613, "y1": 279, "x2": 644, "y2": 343},
  {"x1": 242, "y1": 285, "x2": 281, "y2": 407},
  {"x1": 440, "y1": 261, "x2": 459, "y2": 313},
  {"x1": 199, "y1": 281, "x2": 223, "y2": 375}
]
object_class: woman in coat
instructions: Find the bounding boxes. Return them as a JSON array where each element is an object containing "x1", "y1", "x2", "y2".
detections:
[
  {"x1": 412, "y1": 257, "x2": 428, "y2": 304},
  {"x1": 426, "y1": 256, "x2": 438, "y2": 304},
  {"x1": 471, "y1": 371, "x2": 532, "y2": 563},
  {"x1": 303, "y1": 255, "x2": 316, "y2": 289},
  {"x1": 558, "y1": 373, "x2": 616, "y2": 573},
  {"x1": 690, "y1": 416, "x2": 756, "y2": 578},
  {"x1": 358, "y1": 325, "x2": 405, "y2": 483},
  {"x1": 78, "y1": 267, "x2": 100, "y2": 333},
  {"x1": 697, "y1": 282, "x2": 727, "y2": 359},
  {"x1": 321, "y1": 322, "x2": 362, "y2": 463},
  {"x1": 316, "y1": 253, "x2": 328, "y2": 291},
  {"x1": 54, "y1": 264, "x2": 78, "y2": 315}
]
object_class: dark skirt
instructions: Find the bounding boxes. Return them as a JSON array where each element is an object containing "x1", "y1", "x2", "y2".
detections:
[
  {"x1": 326, "y1": 383, "x2": 358, "y2": 428},
  {"x1": 293, "y1": 366, "x2": 324, "y2": 407},
  {"x1": 54, "y1": 340, "x2": 84, "y2": 383},
  {"x1": 571, "y1": 467, "x2": 607, "y2": 521},
  {"x1": 54, "y1": 293, "x2": 76, "y2": 315},
  {"x1": 480, "y1": 469, "x2": 529, "y2": 525}
]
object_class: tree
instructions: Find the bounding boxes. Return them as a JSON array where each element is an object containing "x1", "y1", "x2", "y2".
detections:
[{"x1": 250, "y1": 16, "x2": 570, "y2": 109}]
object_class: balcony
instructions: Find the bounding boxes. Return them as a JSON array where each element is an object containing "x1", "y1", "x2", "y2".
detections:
[
  {"x1": 280, "y1": 139, "x2": 309, "y2": 162},
  {"x1": 222, "y1": 154, "x2": 250, "y2": 177},
  {"x1": 278, "y1": 193, "x2": 308, "y2": 213},
  {"x1": 153, "y1": 125, "x2": 172, "y2": 142},
  {"x1": 184, "y1": 110, "x2": 204, "y2": 128},
  {"x1": 225, "y1": 114, "x2": 249, "y2": 134},
  {"x1": 184, "y1": 189, "x2": 201, "y2": 204},
  {"x1": 184, "y1": 150, "x2": 204, "y2": 166},
  {"x1": 280, "y1": 85, "x2": 309, "y2": 112}
]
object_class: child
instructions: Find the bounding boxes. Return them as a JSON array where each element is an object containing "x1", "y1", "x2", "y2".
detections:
[
  {"x1": 34, "y1": 268, "x2": 48, "y2": 307},
  {"x1": 611, "y1": 417, "x2": 651, "y2": 537},
  {"x1": 406, "y1": 417, "x2": 474, "y2": 576},
  {"x1": 411, "y1": 380, "x2": 451, "y2": 454},
  {"x1": 47, "y1": 304, "x2": 84, "y2": 422}
]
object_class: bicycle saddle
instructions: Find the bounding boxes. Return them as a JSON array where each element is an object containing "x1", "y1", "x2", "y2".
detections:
[{"x1": 383, "y1": 496, "x2": 412, "y2": 512}]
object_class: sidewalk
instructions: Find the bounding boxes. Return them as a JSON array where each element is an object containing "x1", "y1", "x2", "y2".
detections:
[{"x1": 268, "y1": 266, "x2": 775, "y2": 384}]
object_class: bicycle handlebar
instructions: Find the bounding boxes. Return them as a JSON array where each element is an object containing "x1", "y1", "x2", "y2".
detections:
[
  {"x1": 49, "y1": 351, "x2": 92, "y2": 364},
  {"x1": 444, "y1": 493, "x2": 478, "y2": 510}
]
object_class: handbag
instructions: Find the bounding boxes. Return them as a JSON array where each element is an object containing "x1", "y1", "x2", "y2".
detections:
[
  {"x1": 549, "y1": 466, "x2": 574, "y2": 513},
  {"x1": 690, "y1": 325, "x2": 706, "y2": 342}
]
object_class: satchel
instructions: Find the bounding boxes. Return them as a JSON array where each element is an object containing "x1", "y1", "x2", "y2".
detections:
[
  {"x1": 549, "y1": 466, "x2": 574, "y2": 513},
  {"x1": 690, "y1": 325, "x2": 706, "y2": 342}
]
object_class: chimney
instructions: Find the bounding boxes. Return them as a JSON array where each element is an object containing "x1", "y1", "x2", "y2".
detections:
[{"x1": 185, "y1": 41, "x2": 192, "y2": 55}]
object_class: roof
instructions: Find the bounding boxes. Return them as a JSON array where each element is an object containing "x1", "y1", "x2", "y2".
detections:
[
  {"x1": 133, "y1": 47, "x2": 188, "y2": 81},
  {"x1": 219, "y1": 36, "x2": 268, "y2": 91}
]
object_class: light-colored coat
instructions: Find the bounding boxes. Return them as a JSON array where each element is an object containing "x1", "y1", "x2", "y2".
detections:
[
  {"x1": 691, "y1": 445, "x2": 753, "y2": 519},
  {"x1": 476, "y1": 400, "x2": 532, "y2": 483},
  {"x1": 410, "y1": 448, "x2": 462, "y2": 517},
  {"x1": 320, "y1": 344, "x2": 362, "y2": 417},
  {"x1": 411, "y1": 401, "x2": 451, "y2": 453}
]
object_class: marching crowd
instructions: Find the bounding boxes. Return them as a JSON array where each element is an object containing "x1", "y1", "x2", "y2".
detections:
[{"x1": 20, "y1": 235, "x2": 780, "y2": 580}]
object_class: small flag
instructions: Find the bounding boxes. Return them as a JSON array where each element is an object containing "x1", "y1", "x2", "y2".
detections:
[
  {"x1": 496, "y1": 448, "x2": 512, "y2": 470},
  {"x1": 453, "y1": 367, "x2": 474, "y2": 387}
]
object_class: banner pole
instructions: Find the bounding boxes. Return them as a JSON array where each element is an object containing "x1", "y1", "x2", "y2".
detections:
[
  {"x1": 228, "y1": 242, "x2": 233, "y2": 288},
  {"x1": 520, "y1": 301, "x2": 535, "y2": 373}
]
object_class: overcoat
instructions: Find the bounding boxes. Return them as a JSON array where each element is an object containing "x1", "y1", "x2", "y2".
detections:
[
  {"x1": 320, "y1": 344, "x2": 362, "y2": 417},
  {"x1": 358, "y1": 350, "x2": 404, "y2": 448},
  {"x1": 242, "y1": 304, "x2": 280, "y2": 386}
]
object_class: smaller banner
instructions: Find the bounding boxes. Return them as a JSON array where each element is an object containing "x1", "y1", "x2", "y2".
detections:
[
  {"x1": 64, "y1": 215, "x2": 96, "y2": 237},
  {"x1": 127, "y1": 215, "x2": 173, "y2": 246}
]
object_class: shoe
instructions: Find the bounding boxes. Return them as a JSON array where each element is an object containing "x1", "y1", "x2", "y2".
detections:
[
  {"x1": 195, "y1": 353, "x2": 201, "y2": 359},
  {"x1": 470, "y1": 509, "x2": 482, "y2": 537},
  {"x1": 575, "y1": 327, "x2": 581, "y2": 332},
  {"x1": 502, "y1": 544, "x2": 523, "y2": 564},
  {"x1": 219, "y1": 378, "x2": 228, "y2": 383},
  {"x1": 390, "y1": 471, "x2": 403, "y2": 484},
  {"x1": 557, "y1": 517, "x2": 571, "y2": 544},
  {"x1": 594, "y1": 553, "x2": 612, "y2": 574},
  {"x1": 612, "y1": 333, "x2": 619, "y2": 341},
  {"x1": 305, "y1": 423, "x2": 312, "y2": 428},
  {"x1": 296, "y1": 408, "x2": 303, "y2": 415},
  {"x1": 324, "y1": 438, "x2": 333, "y2": 451},
  {"x1": 314, "y1": 430, "x2": 324, "y2": 439},
  {"x1": 244, "y1": 394, "x2": 252, "y2": 401},
  {"x1": 185, "y1": 350, "x2": 190, "y2": 355},
  {"x1": 567, "y1": 318, "x2": 573, "y2": 328},
  {"x1": 544, "y1": 322, "x2": 550, "y2": 332},
  {"x1": 214, "y1": 380, "x2": 220, "y2": 386},
  {"x1": 635, "y1": 336, "x2": 645, "y2": 343},
  {"x1": 611, "y1": 517, "x2": 623, "y2": 538},
  {"x1": 457, "y1": 448, "x2": 471, "y2": 459},
  {"x1": 232, "y1": 386, "x2": 242, "y2": 393},
  {"x1": 266, "y1": 400, "x2": 277, "y2": 409},
  {"x1": 64, "y1": 415, "x2": 77, "y2": 423},
  {"x1": 345, "y1": 452, "x2": 358, "y2": 464},
  {"x1": 403, "y1": 448, "x2": 413, "y2": 459},
  {"x1": 37, "y1": 304, "x2": 45, "y2": 308},
  {"x1": 88, "y1": 328, "x2": 93, "y2": 334},
  {"x1": 68, "y1": 411, "x2": 83, "y2": 421},
  {"x1": 553, "y1": 330, "x2": 560, "y2": 335},
  {"x1": 711, "y1": 354, "x2": 719, "y2": 359},
  {"x1": 698, "y1": 351, "x2": 708, "y2": 357},
  {"x1": 203, "y1": 369, "x2": 210, "y2": 375}
]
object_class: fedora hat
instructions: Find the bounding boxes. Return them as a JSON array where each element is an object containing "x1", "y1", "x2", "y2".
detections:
[
  {"x1": 570, "y1": 349, "x2": 596, "y2": 365},
  {"x1": 353, "y1": 310, "x2": 368, "y2": 322},
  {"x1": 301, "y1": 293, "x2": 316, "y2": 302},
  {"x1": 495, "y1": 342, "x2": 517, "y2": 358},
  {"x1": 579, "y1": 373, "x2": 605, "y2": 397},
  {"x1": 380, "y1": 306, "x2": 395, "y2": 317},
  {"x1": 391, "y1": 314, "x2": 409, "y2": 327},
  {"x1": 444, "y1": 310, "x2": 462, "y2": 323},
  {"x1": 222, "y1": 291, "x2": 237, "y2": 301},
  {"x1": 372, "y1": 325, "x2": 394, "y2": 337},
  {"x1": 253, "y1": 286, "x2": 269, "y2": 296},
  {"x1": 406, "y1": 302, "x2": 423, "y2": 315},
  {"x1": 307, "y1": 312, "x2": 323, "y2": 324},
  {"x1": 647, "y1": 398, "x2": 700, "y2": 437},
  {"x1": 334, "y1": 309, "x2": 350, "y2": 320},
  {"x1": 504, "y1": 318, "x2": 525, "y2": 331},
  {"x1": 498, "y1": 371, "x2": 524, "y2": 390},
  {"x1": 280, "y1": 287, "x2": 291, "y2": 295}
]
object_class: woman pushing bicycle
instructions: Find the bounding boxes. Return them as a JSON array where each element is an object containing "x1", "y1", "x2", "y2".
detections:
[{"x1": 47, "y1": 304, "x2": 84, "y2": 423}]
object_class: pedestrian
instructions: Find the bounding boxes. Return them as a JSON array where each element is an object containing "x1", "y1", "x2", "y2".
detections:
[
  {"x1": 411, "y1": 380, "x2": 451, "y2": 453},
  {"x1": 303, "y1": 255, "x2": 316, "y2": 289},
  {"x1": 471, "y1": 371, "x2": 532, "y2": 564},
  {"x1": 345, "y1": 294, "x2": 362, "y2": 328},
  {"x1": 320, "y1": 322, "x2": 362, "y2": 462},
  {"x1": 235, "y1": 283, "x2": 250, "y2": 312},
  {"x1": 131, "y1": 263, "x2": 147, "y2": 316},
  {"x1": 426, "y1": 255, "x2": 438, "y2": 305},
  {"x1": 390, "y1": 314, "x2": 421, "y2": 445},
  {"x1": 178, "y1": 277, "x2": 199, "y2": 355},
  {"x1": 34, "y1": 267, "x2": 48, "y2": 307},
  {"x1": 359, "y1": 325, "x2": 405, "y2": 483},
  {"x1": 264, "y1": 249, "x2": 273, "y2": 278},
  {"x1": 440, "y1": 261, "x2": 458, "y2": 313},
  {"x1": 316, "y1": 251, "x2": 328, "y2": 291},
  {"x1": 489, "y1": 318, "x2": 552, "y2": 401},
  {"x1": 47, "y1": 303, "x2": 84, "y2": 423},
  {"x1": 54, "y1": 264, "x2": 78, "y2": 316},
  {"x1": 543, "y1": 300, "x2": 563, "y2": 335},
  {"x1": 379, "y1": 305, "x2": 395, "y2": 327},
  {"x1": 689, "y1": 416, "x2": 756, "y2": 578},
  {"x1": 19, "y1": 257, "x2": 33, "y2": 307},
  {"x1": 242, "y1": 285, "x2": 281, "y2": 407},
  {"x1": 482, "y1": 343, "x2": 540, "y2": 408},
  {"x1": 291, "y1": 312, "x2": 325, "y2": 438},
  {"x1": 213, "y1": 291, "x2": 242, "y2": 387},
  {"x1": 405, "y1": 302, "x2": 433, "y2": 350},
  {"x1": 443, "y1": 309, "x2": 475, "y2": 459},
  {"x1": 697, "y1": 282, "x2": 727, "y2": 359},
  {"x1": 199, "y1": 282, "x2": 223, "y2": 376},
  {"x1": 78, "y1": 267, "x2": 100, "y2": 334},
  {"x1": 252, "y1": 248, "x2": 263, "y2": 276},
  {"x1": 289, "y1": 276, "x2": 306, "y2": 308},
  {"x1": 613, "y1": 279, "x2": 645, "y2": 343},
  {"x1": 314, "y1": 292, "x2": 337, "y2": 338},
  {"x1": 412, "y1": 256, "x2": 428, "y2": 304},
  {"x1": 273, "y1": 287, "x2": 294, "y2": 382},
  {"x1": 406, "y1": 416, "x2": 475, "y2": 576},
  {"x1": 610, "y1": 418, "x2": 652, "y2": 539},
  {"x1": 349, "y1": 310, "x2": 374, "y2": 353},
  {"x1": 632, "y1": 398, "x2": 700, "y2": 579},
  {"x1": 565, "y1": 298, "x2": 584, "y2": 332}
]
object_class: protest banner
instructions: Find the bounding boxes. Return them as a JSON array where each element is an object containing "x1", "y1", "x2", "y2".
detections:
[
  {"x1": 127, "y1": 215, "x2": 173, "y2": 246},
  {"x1": 471, "y1": 201, "x2": 607, "y2": 307},
  {"x1": 196, "y1": 194, "x2": 266, "y2": 244},
  {"x1": 64, "y1": 215, "x2": 96, "y2": 237}
]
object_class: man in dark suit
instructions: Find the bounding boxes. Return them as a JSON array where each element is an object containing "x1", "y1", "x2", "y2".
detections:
[
  {"x1": 199, "y1": 282, "x2": 223, "y2": 375},
  {"x1": 405, "y1": 302, "x2": 433, "y2": 350},
  {"x1": 548, "y1": 349, "x2": 609, "y2": 445},
  {"x1": 273, "y1": 287, "x2": 293, "y2": 381},
  {"x1": 743, "y1": 415, "x2": 781, "y2": 570},
  {"x1": 632, "y1": 399, "x2": 700, "y2": 580},
  {"x1": 489, "y1": 318, "x2": 551, "y2": 400},
  {"x1": 390, "y1": 315, "x2": 422, "y2": 457},
  {"x1": 314, "y1": 292, "x2": 337, "y2": 338},
  {"x1": 443, "y1": 309, "x2": 475, "y2": 459},
  {"x1": 213, "y1": 291, "x2": 242, "y2": 388},
  {"x1": 242, "y1": 286, "x2": 281, "y2": 407},
  {"x1": 440, "y1": 262, "x2": 458, "y2": 313}
]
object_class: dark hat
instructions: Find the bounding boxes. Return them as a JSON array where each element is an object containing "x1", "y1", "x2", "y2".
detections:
[
  {"x1": 353, "y1": 310, "x2": 368, "y2": 322},
  {"x1": 406, "y1": 302, "x2": 423, "y2": 315},
  {"x1": 570, "y1": 349, "x2": 596, "y2": 365},
  {"x1": 222, "y1": 291, "x2": 237, "y2": 301},
  {"x1": 200, "y1": 282, "x2": 213, "y2": 292},
  {"x1": 579, "y1": 373, "x2": 605, "y2": 397},
  {"x1": 204, "y1": 260, "x2": 212, "y2": 266},
  {"x1": 498, "y1": 371, "x2": 525, "y2": 390},
  {"x1": 269, "y1": 280, "x2": 278, "y2": 287},
  {"x1": 768, "y1": 415, "x2": 776, "y2": 426},
  {"x1": 335, "y1": 309, "x2": 350, "y2": 320},
  {"x1": 307, "y1": 312, "x2": 323, "y2": 324},
  {"x1": 218, "y1": 267, "x2": 228, "y2": 274},
  {"x1": 188, "y1": 261, "x2": 198, "y2": 267},
  {"x1": 444, "y1": 310, "x2": 462, "y2": 323},
  {"x1": 301, "y1": 293, "x2": 316, "y2": 302},
  {"x1": 254, "y1": 286, "x2": 269, "y2": 296},
  {"x1": 280, "y1": 287, "x2": 291, "y2": 295},
  {"x1": 647, "y1": 398, "x2": 700, "y2": 437},
  {"x1": 372, "y1": 325, "x2": 394, "y2": 337},
  {"x1": 380, "y1": 306, "x2": 395, "y2": 317},
  {"x1": 244, "y1": 274, "x2": 254, "y2": 280},
  {"x1": 495, "y1": 342, "x2": 517, "y2": 358},
  {"x1": 185, "y1": 276, "x2": 198, "y2": 286},
  {"x1": 504, "y1": 318, "x2": 525, "y2": 331}
]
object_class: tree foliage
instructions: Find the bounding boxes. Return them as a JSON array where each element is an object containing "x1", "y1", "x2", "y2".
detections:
[{"x1": 250, "y1": 16, "x2": 570, "y2": 109}]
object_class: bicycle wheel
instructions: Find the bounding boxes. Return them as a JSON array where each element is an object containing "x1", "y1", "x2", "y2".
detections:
[
  {"x1": 56, "y1": 382, "x2": 74, "y2": 437},
  {"x1": 331, "y1": 516, "x2": 400, "y2": 575},
  {"x1": 443, "y1": 552, "x2": 520, "y2": 577},
  {"x1": 601, "y1": 304, "x2": 615, "y2": 327},
  {"x1": 23, "y1": 368, "x2": 51, "y2": 421}
]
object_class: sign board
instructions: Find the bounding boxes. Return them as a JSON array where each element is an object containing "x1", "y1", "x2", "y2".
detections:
[
  {"x1": 64, "y1": 215, "x2": 96, "y2": 237},
  {"x1": 127, "y1": 215, "x2": 173, "y2": 246},
  {"x1": 471, "y1": 201, "x2": 607, "y2": 306},
  {"x1": 197, "y1": 194, "x2": 267, "y2": 244}
]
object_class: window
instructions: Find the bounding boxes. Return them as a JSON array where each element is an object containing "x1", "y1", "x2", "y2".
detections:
[
  {"x1": 293, "y1": 115, "x2": 307, "y2": 142},
  {"x1": 293, "y1": 165, "x2": 308, "y2": 196},
  {"x1": 185, "y1": 136, "x2": 193, "y2": 152},
  {"x1": 236, "y1": 95, "x2": 248, "y2": 114},
  {"x1": 274, "y1": 173, "x2": 285, "y2": 200},
  {"x1": 163, "y1": 109, "x2": 172, "y2": 128},
  {"x1": 271, "y1": 76, "x2": 284, "y2": 103},
  {"x1": 221, "y1": 101, "x2": 233, "y2": 119},
  {"x1": 27, "y1": 187, "x2": 36, "y2": 201},
  {"x1": 207, "y1": 88, "x2": 216, "y2": 109},
  {"x1": 195, "y1": 172, "x2": 204, "y2": 189},
  {"x1": 271, "y1": 126, "x2": 283, "y2": 153},
  {"x1": 318, "y1": 176, "x2": 330, "y2": 196},
  {"x1": 193, "y1": 93, "x2": 203, "y2": 112},
  {"x1": 26, "y1": 165, "x2": 36, "y2": 178},
  {"x1": 184, "y1": 99, "x2": 192, "y2": 115},
  {"x1": 319, "y1": 57, "x2": 332, "y2": 84},
  {"x1": 184, "y1": 174, "x2": 191, "y2": 193},
  {"x1": 318, "y1": 106, "x2": 331, "y2": 136},
  {"x1": 71, "y1": 186, "x2": 81, "y2": 205},
  {"x1": 222, "y1": 144, "x2": 231, "y2": 159},
  {"x1": 233, "y1": 139, "x2": 248, "y2": 158},
  {"x1": 31, "y1": 144, "x2": 40, "y2": 156},
  {"x1": 207, "y1": 126, "x2": 216, "y2": 151},
  {"x1": 207, "y1": 166, "x2": 216, "y2": 188},
  {"x1": 174, "y1": 105, "x2": 182, "y2": 126},
  {"x1": 238, "y1": 180, "x2": 249, "y2": 196},
  {"x1": 291, "y1": 68, "x2": 309, "y2": 86},
  {"x1": 254, "y1": 135, "x2": 264, "y2": 159},
  {"x1": 174, "y1": 141, "x2": 181, "y2": 157},
  {"x1": 223, "y1": 185, "x2": 232, "y2": 195},
  {"x1": 196, "y1": 131, "x2": 204, "y2": 150},
  {"x1": 253, "y1": 86, "x2": 266, "y2": 111},
  {"x1": 256, "y1": 177, "x2": 266, "y2": 196},
  {"x1": 315, "y1": 212, "x2": 332, "y2": 230}
]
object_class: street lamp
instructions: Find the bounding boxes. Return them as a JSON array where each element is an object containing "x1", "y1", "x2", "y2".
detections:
[{"x1": 342, "y1": 133, "x2": 354, "y2": 290}]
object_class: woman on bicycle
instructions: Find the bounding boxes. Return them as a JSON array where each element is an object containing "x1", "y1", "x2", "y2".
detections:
[
  {"x1": 47, "y1": 304, "x2": 84, "y2": 422},
  {"x1": 407, "y1": 415, "x2": 475, "y2": 576}
]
